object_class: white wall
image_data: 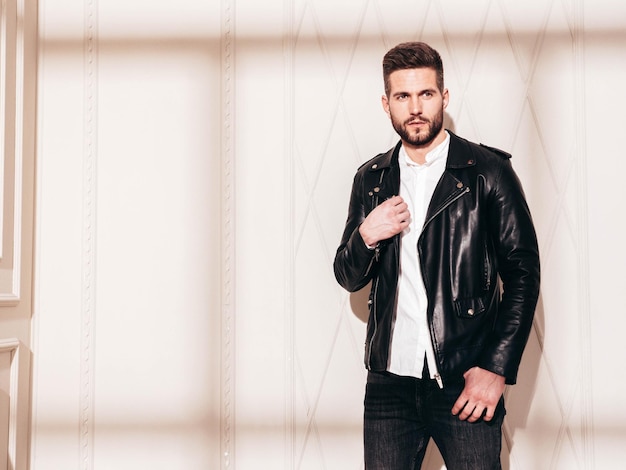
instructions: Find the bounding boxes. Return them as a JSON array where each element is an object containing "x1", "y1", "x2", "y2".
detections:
[
  {"x1": 32, "y1": 0, "x2": 221, "y2": 468},
  {"x1": 30, "y1": 0, "x2": 626, "y2": 469}
]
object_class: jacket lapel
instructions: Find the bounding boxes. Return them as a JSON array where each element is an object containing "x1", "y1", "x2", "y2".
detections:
[
  {"x1": 363, "y1": 142, "x2": 401, "y2": 202},
  {"x1": 365, "y1": 133, "x2": 475, "y2": 223},
  {"x1": 424, "y1": 132, "x2": 475, "y2": 224}
]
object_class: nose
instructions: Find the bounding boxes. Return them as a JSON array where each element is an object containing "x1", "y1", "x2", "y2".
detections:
[{"x1": 410, "y1": 96, "x2": 421, "y2": 115}]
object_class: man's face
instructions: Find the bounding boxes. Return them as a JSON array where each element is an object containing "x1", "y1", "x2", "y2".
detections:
[{"x1": 382, "y1": 68, "x2": 449, "y2": 149}]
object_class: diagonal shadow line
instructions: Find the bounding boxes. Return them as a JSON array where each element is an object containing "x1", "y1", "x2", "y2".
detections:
[
  {"x1": 500, "y1": 0, "x2": 557, "y2": 168},
  {"x1": 292, "y1": 134, "x2": 356, "y2": 271},
  {"x1": 525, "y1": 94, "x2": 563, "y2": 190},
  {"x1": 524, "y1": 242, "x2": 587, "y2": 470},
  {"x1": 293, "y1": 0, "x2": 309, "y2": 42},
  {"x1": 294, "y1": 347, "x2": 328, "y2": 468},
  {"x1": 369, "y1": 0, "x2": 393, "y2": 52},
  {"x1": 497, "y1": 0, "x2": 556, "y2": 84},
  {"x1": 295, "y1": 291, "x2": 365, "y2": 468},
  {"x1": 293, "y1": 0, "x2": 371, "y2": 256},
  {"x1": 292, "y1": 145, "x2": 355, "y2": 316},
  {"x1": 372, "y1": 0, "x2": 434, "y2": 49},
  {"x1": 550, "y1": 375, "x2": 586, "y2": 469},
  {"x1": 559, "y1": 0, "x2": 577, "y2": 35},
  {"x1": 509, "y1": 157, "x2": 580, "y2": 465},
  {"x1": 532, "y1": 145, "x2": 576, "y2": 273},
  {"x1": 435, "y1": 0, "x2": 491, "y2": 141},
  {"x1": 500, "y1": 0, "x2": 581, "y2": 276},
  {"x1": 296, "y1": 305, "x2": 346, "y2": 468},
  {"x1": 526, "y1": 205, "x2": 588, "y2": 464},
  {"x1": 556, "y1": 143, "x2": 584, "y2": 244},
  {"x1": 502, "y1": 0, "x2": 568, "y2": 196},
  {"x1": 515, "y1": 321, "x2": 584, "y2": 470}
]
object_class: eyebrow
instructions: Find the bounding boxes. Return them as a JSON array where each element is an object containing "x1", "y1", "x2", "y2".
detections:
[{"x1": 391, "y1": 88, "x2": 438, "y2": 98}]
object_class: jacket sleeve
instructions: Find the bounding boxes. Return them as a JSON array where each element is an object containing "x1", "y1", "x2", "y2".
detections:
[
  {"x1": 333, "y1": 170, "x2": 379, "y2": 292},
  {"x1": 479, "y1": 158, "x2": 541, "y2": 384}
]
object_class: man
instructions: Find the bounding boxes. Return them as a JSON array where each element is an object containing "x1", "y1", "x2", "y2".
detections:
[{"x1": 333, "y1": 42, "x2": 540, "y2": 469}]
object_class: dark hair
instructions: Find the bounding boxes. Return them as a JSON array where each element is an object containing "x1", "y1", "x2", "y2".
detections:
[{"x1": 383, "y1": 42, "x2": 444, "y2": 96}]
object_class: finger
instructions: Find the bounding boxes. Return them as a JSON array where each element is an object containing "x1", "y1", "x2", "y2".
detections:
[
  {"x1": 458, "y1": 404, "x2": 476, "y2": 421},
  {"x1": 451, "y1": 396, "x2": 467, "y2": 416},
  {"x1": 394, "y1": 202, "x2": 410, "y2": 216},
  {"x1": 387, "y1": 195, "x2": 404, "y2": 206},
  {"x1": 393, "y1": 199, "x2": 409, "y2": 213},
  {"x1": 396, "y1": 210, "x2": 410, "y2": 223},
  {"x1": 482, "y1": 406, "x2": 495, "y2": 422},
  {"x1": 466, "y1": 405, "x2": 485, "y2": 423}
]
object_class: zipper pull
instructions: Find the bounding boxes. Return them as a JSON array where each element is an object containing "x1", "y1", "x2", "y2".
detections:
[
  {"x1": 374, "y1": 245, "x2": 380, "y2": 261},
  {"x1": 434, "y1": 373, "x2": 443, "y2": 389}
]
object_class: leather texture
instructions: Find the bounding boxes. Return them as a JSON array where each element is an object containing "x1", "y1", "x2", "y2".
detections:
[{"x1": 334, "y1": 131, "x2": 540, "y2": 385}]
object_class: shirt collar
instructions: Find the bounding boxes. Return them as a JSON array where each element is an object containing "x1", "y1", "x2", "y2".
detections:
[{"x1": 400, "y1": 131, "x2": 450, "y2": 168}]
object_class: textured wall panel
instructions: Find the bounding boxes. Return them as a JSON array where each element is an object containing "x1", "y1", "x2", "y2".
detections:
[{"x1": 229, "y1": 0, "x2": 611, "y2": 468}]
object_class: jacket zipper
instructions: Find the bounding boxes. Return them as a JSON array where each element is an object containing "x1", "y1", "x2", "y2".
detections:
[
  {"x1": 434, "y1": 374, "x2": 443, "y2": 389},
  {"x1": 363, "y1": 244, "x2": 380, "y2": 278},
  {"x1": 484, "y1": 239, "x2": 492, "y2": 290},
  {"x1": 363, "y1": 169, "x2": 386, "y2": 279},
  {"x1": 366, "y1": 276, "x2": 380, "y2": 369},
  {"x1": 364, "y1": 173, "x2": 385, "y2": 368},
  {"x1": 420, "y1": 184, "x2": 471, "y2": 388},
  {"x1": 423, "y1": 186, "x2": 470, "y2": 229}
]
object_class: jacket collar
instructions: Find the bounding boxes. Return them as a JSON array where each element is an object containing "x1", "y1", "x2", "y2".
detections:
[
  {"x1": 446, "y1": 131, "x2": 478, "y2": 169},
  {"x1": 365, "y1": 130, "x2": 477, "y2": 173},
  {"x1": 364, "y1": 142, "x2": 400, "y2": 173}
]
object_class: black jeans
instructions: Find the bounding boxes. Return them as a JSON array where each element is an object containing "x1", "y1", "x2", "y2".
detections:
[{"x1": 364, "y1": 371, "x2": 505, "y2": 469}]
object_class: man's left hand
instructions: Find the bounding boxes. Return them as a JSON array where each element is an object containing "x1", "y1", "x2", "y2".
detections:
[{"x1": 451, "y1": 367, "x2": 506, "y2": 422}]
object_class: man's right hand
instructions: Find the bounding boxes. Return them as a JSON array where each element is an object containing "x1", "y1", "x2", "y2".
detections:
[{"x1": 359, "y1": 195, "x2": 410, "y2": 247}]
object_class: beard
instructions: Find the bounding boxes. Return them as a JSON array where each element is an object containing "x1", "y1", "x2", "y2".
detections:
[{"x1": 391, "y1": 107, "x2": 444, "y2": 148}]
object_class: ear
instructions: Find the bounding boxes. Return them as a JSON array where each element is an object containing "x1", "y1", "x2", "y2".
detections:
[
  {"x1": 381, "y1": 94, "x2": 391, "y2": 116},
  {"x1": 442, "y1": 88, "x2": 449, "y2": 109}
]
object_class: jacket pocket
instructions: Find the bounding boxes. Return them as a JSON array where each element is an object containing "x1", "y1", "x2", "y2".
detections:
[{"x1": 453, "y1": 296, "x2": 486, "y2": 319}]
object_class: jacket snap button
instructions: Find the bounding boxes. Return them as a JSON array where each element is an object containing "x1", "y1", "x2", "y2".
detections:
[
  {"x1": 374, "y1": 187, "x2": 380, "y2": 193},
  {"x1": 457, "y1": 182, "x2": 464, "y2": 189},
  {"x1": 368, "y1": 191, "x2": 373, "y2": 196},
  {"x1": 467, "y1": 308, "x2": 474, "y2": 316},
  {"x1": 372, "y1": 164, "x2": 378, "y2": 169}
]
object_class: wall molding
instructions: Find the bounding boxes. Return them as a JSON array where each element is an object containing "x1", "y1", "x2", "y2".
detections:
[
  {"x1": 283, "y1": 0, "x2": 296, "y2": 467},
  {"x1": 573, "y1": 0, "x2": 594, "y2": 466},
  {"x1": 0, "y1": 338, "x2": 30, "y2": 470},
  {"x1": 0, "y1": 0, "x2": 29, "y2": 306},
  {"x1": 220, "y1": 0, "x2": 236, "y2": 468},
  {"x1": 79, "y1": 0, "x2": 99, "y2": 468}
]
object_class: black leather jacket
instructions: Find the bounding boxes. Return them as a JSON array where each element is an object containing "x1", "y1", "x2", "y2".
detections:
[{"x1": 333, "y1": 132, "x2": 540, "y2": 385}]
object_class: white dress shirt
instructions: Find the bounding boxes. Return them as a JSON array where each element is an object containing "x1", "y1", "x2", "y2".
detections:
[{"x1": 388, "y1": 132, "x2": 450, "y2": 380}]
